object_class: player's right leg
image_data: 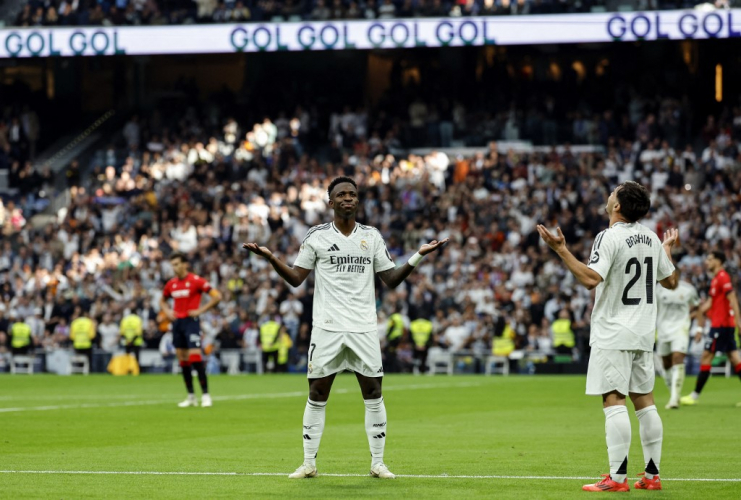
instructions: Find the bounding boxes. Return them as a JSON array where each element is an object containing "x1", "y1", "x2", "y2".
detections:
[
  {"x1": 583, "y1": 349, "x2": 631, "y2": 492},
  {"x1": 289, "y1": 373, "x2": 337, "y2": 479},
  {"x1": 175, "y1": 347, "x2": 197, "y2": 407},
  {"x1": 172, "y1": 319, "x2": 197, "y2": 407}
]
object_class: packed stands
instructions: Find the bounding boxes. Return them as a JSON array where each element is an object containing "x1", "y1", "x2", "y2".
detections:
[{"x1": 1, "y1": 82, "x2": 739, "y2": 373}]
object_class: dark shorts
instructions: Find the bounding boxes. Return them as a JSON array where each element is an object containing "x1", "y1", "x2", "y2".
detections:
[
  {"x1": 704, "y1": 327, "x2": 738, "y2": 354},
  {"x1": 172, "y1": 317, "x2": 202, "y2": 350}
]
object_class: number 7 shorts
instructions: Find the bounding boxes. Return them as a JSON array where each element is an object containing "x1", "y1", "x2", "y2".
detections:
[{"x1": 307, "y1": 327, "x2": 384, "y2": 379}]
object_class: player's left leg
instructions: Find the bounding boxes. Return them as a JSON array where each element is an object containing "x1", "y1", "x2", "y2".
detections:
[
  {"x1": 182, "y1": 318, "x2": 210, "y2": 406},
  {"x1": 630, "y1": 391, "x2": 663, "y2": 490},
  {"x1": 629, "y1": 351, "x2": 662, "y2": 490},
  {"x1": 356, "y1": 373, "x2": 394, "y2": 479}
]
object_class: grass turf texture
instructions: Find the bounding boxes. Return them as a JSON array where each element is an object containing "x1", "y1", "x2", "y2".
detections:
[{"x1": 1, "y1": 374, "x2": 739, "y2": 499}]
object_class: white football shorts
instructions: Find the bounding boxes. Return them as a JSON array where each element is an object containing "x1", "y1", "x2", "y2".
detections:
[
  {"x1": 586, "y1": 347, "x2": 655, "y2": 396},
  {"x1": 656, "y1": 335, "x2": 689, "y2": 356},
  {"x1": 306, "y1": 327, "x2": 383, "y2": 379}
]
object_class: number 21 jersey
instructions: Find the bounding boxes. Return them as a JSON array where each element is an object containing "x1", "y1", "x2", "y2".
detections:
[{"x1": 587, "y1": 222, "x2": 675, "y2": 351}]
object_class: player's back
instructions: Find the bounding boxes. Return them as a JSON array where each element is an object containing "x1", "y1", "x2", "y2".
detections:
[{"x1": 588, "y1": 222, "x2": 675, "y2": 351}]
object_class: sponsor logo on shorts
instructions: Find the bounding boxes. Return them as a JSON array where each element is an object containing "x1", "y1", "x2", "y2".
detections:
[{"x1": 376, "y1": 367, "x2": 384, "y2": 373}]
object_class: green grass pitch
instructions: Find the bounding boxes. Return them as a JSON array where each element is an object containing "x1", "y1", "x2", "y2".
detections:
[{"x1": 1, "y1": 373, "x2": 739, "y2": 499}]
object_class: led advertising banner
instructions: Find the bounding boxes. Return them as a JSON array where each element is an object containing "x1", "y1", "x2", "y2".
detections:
[{"x1": 1, "y1": 9, "x2": 740, "y2": 58}]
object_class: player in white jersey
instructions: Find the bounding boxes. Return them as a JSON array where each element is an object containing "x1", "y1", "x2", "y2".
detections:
[
  {"x1": 243, "y1": 176, "x2": 448, "y2": 480},
  {"x1": 655, "y1": 271, "x2": 700, "y2": 410},
  {"x1": 538, "y1": 181, "x2": 678, "y2": 492}
]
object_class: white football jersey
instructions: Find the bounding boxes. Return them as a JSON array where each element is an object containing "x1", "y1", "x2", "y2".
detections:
[
  {"x1": 293, "y1": 222, "x2": 396, "y2": 333},
  {"x1": 656, "y1": 281, "x2": 699, "y2": 342},
  {"x1": 587, "y1": 221, "x2": 675, "y2": 351}
]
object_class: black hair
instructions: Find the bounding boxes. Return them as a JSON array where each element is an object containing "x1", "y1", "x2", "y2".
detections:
[
  {"x1": 710, "y1": 250, "x2": 726, "y2": 264},
  {"x1": 327, "y1": 176, "x2": 358, "y2": 199},
  {"x1": 169, "y1": 251, "x2": 187, "y2": 263},
  {"x1": 616, "y1": 181, "x2": 651, "y2": 222}
]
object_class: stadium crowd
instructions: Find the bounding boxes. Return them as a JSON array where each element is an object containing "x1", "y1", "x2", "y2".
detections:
[
  {"x1": 1, "y1": 85, "x2": 740, "y2": 373},
  {"x1": 11, "y1": 0, "x2": 735, "y2": 27}
]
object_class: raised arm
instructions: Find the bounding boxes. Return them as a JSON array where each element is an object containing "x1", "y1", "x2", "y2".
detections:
[
  {"x1": 658, "y1": 228, "x2": 679, "y2": 290},
  {"x1": 377, "y1": 239, "x2": 449, "y2": 289},
  {"x1": 242, "y1": 243, "x2": 311, "y2": 288},
  {"x1": 536, "y1": 225, "x2": 602, "y2": 290}
]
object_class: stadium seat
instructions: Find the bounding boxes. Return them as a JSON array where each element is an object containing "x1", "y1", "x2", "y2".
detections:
[
  {"x1": 11, "y1": 355, "x2": 34, "y2": 375},
  {"x1": 242, "y1": 347, "x2": 263, "y2": 375},
  {"x1": 710, "y1": 354, "x2": 732, "y2": 378},
  {"x1": 70, "y1": 355, "x2": 90, "y2": 375},
  {"x1": 139, "y1": 350, "x2": 165, "y2": 371},
  {"x1": 484, "y1": 356, "x2": 509, "y2": 376},
  {"x1": 426, "y1": 347, "x2": 453, "y2": 375},
  {"x1": 220, "y1": 349, "x2": 242, "y2": 375}
]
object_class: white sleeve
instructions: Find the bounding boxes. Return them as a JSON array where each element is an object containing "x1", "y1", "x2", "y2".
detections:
[
  {"x1": 656, "y1": 244, "x2": 675, "y2": 281},
  {"x1": 374, "y1": 233, "x2": 396, "y2": 273},
  {"x1": 689, "y1": 285, "x2": 700, "y2": 307},
  {"x1": 587, "y1": 230, "x2": 615, "y2": 280},
  {"x1": 293, "y1": 238, "x2": 317, "y2": 270}
]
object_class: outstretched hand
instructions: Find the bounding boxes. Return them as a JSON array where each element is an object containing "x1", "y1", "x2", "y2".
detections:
[
  {"x1": 242, "y1": 242, "x2": 274, "y2": 260},
  {"x1": 419, "y1": 238, "x2": 450, "y2": 256},
  {"x1": 536, "y1": 225, "x2": 566, "y2": 253},
  {"x1": 662, "y1": 228, "x2": 679, "y2": 249}
]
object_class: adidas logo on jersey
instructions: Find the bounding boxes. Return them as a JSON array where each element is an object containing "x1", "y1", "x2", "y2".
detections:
[{"x1": 328, "y1": 244, "x2": 340, "y2": 252}]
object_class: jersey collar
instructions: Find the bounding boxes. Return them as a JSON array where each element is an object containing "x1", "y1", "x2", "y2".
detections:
[{"x1": 331, "y1": 222, "x2": 359, "y2": 235}]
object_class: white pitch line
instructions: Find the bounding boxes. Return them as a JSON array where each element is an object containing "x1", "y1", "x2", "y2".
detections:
[
  {"x1": 0, "y1": 470, "x2": 739, "y2": 482},
  {"x1": 0, "y1": 382, "x2": 482, "y2": 413}
]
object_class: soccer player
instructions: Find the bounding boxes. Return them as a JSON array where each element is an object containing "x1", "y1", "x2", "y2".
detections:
[
  {"x1": 538, "y1": 181, "x2": 678, "y2": 492},
  {"x1": 160, "y1": 252, "x2": 222, "y2": 408},
  {"x1": 243, "y1": 176, "x2": 448, "y2": 480},
  {"x1": 680, "y1": 250, "x2": 741, "y2": 406},
  {"x1": 655, "y1": 268, "x2": 700, "y2": 409}
]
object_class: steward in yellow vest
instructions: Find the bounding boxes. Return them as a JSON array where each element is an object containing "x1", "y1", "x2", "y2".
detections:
[
  {"x1": 277, "y1": 331, "x2": 293, "y2": 372},
  {"x1": 384, "y1": 312, "x2": 406, "y2": 373},
  {"x1": 120, "y1": 314, "x2": 144, "y2": 363},
  {"x1": 409, "y1": 318, "x2": 433, "y2": 374},
  {"x1": 492, "y1": 324, "x2": 515, "y2": 357},
  {"x1": 70, "y1": 315, "x2": 96, "y2": 367},
  {"x1": 259, "y1": 319, "x2": 282, "y2": 373},
  {"x1": 551, "y1": 312, "x2": 575, "y2": 355},
  {"x1": 10, "y1": 320, "x2": 33, "y2": 355}
]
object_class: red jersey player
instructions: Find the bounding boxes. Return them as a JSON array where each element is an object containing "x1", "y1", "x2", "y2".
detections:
[
  {"x1": 681, "y1": 250, "x2": 741, "y2": 406},
  {"x1": 160, "y1": 252, "x2": 222, "y2": 408}
]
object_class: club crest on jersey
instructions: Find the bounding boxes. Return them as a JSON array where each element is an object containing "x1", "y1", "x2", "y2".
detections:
[{"x1": 360, "y1": 240, "x2": 369, "y2": 251}]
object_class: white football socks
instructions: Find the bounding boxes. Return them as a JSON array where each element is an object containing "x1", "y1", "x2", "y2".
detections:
[
  {"x1": 364, "y1": 397, "x2": 387, "y2": 467},
  {"x1": 636, "y1": 405, "x2": 663, "y2": 479},
  {"x1": 302, "y1": 399, "x2": 327, "y2": 467},
  {"x1": 604, "y1": 405, "x2": 631, "y2": 483},
  {"x1": 670, "y1": 364, "x2": 685, "y2": 405}
]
